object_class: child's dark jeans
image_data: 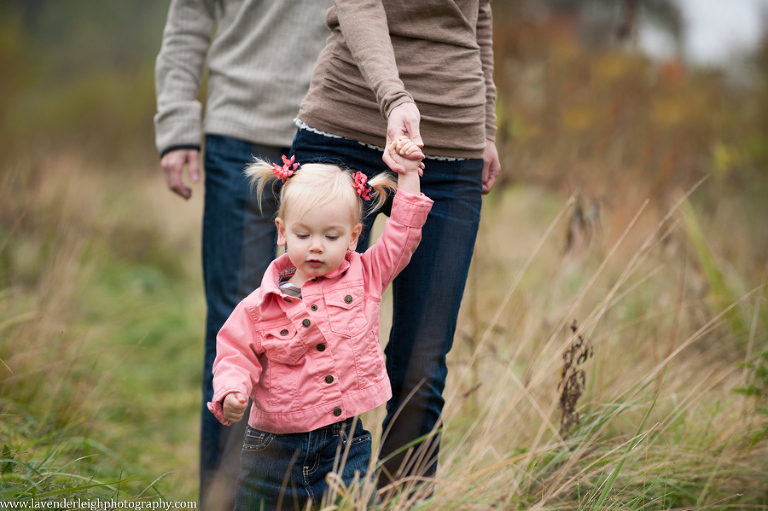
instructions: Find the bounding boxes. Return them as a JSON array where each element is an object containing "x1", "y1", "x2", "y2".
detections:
[{"x1": 234, "y1": 418, "x2": 373, "y2": 511}]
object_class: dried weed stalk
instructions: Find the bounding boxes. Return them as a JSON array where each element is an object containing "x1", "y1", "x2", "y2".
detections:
[{"x1": 558, "y1": 320, "x2": 594, "y2": 437}]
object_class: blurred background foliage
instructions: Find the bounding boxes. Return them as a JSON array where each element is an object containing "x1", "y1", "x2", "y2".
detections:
[
  {"x1": 1, "y1": 0, "x2": 767, "y2": 215},
  {"x1": 0, "y1": 0, "x2": 170, "y2": 165}
]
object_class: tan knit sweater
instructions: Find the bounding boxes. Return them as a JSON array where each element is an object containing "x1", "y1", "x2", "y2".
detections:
[
  {"x1": 297, "y1": 0, "x2": 497, "y2": 159},
  {"x1": 154, "y1": 0, "x2": 332, "y2": 155}
]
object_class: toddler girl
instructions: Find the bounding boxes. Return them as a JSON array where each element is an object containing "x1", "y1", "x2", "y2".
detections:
[{"x1": 207, "y1": 137, "x2": 432, "y2": 510}]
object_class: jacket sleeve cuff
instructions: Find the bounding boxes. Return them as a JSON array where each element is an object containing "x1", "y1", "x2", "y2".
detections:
[
  {"x1": 206, "y1": 400, "x2": 231, "y2": 426},
  {"x1": 389, "y1": 189, "x2": 433, "y2": 228},
  {"x1": 208, "y1": 386, "x2": 248, "y2": 426}
]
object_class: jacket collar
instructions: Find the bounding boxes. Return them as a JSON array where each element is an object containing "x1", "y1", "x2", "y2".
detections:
[{"x1": 255, "y1": 252, "x2": 353, "y2": 307}]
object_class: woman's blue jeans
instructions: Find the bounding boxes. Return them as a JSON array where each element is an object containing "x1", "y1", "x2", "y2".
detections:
[
  {"x1": 291, "y1": 128, "x2": 483, "y2": 488},
  {"x1": 235, "y1": 419, "x2": 373, "y2": 511},
  {"x1": 200, "y1": 134, "x2": 287, "y2": 509}
]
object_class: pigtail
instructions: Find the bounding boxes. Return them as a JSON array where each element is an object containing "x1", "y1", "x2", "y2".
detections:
[
  {"x1": 243, "y1": 157, "x2": 402, "y2": 221},
  {"x1": 365, "y1": 172, "x2": 398, "y2": 214},
  {"x1": 244, "y1": 158, "x2": 282, "y2": 213}
]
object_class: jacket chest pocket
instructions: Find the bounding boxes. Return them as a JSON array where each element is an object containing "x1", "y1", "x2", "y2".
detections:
[
  {"x1": 261, "y1": 322, "x2": 307, "y2": 365},
  {"x1": 326, "y1": 289, "x2": 368, "y2": 337}
]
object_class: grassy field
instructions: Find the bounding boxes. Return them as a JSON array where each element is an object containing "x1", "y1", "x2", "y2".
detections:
[
  {"x1": 1, "y1": 155, "x2": 766, "y2": 508},
  {"x1": 2, "y1": 9, "x2": 768, "y2": 511},
  {"x1": 0, "y1": 156, "x2": 204, "y2": 501}
]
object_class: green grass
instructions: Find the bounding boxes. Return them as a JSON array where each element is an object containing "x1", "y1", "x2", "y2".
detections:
[
  {"x1": 0, "y1": 159, "x2": 203, "y2": 502},
  {"x1": 1, "y1": 401, "x2": 136, "y2": 502}
]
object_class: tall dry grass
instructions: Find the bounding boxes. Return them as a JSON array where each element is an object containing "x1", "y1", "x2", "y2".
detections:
[
  {"x1": 433, "y1": 183, "x2": 766, "y2": 510},
  {"x1": 323, "y1": 179, "x2": 766, "y2": 509},
  {"x1": 1, "y1": 144, "x2": 766, "y2": 508},
  {"x1": 0, "y1": 155, "x2": 204, "y2": 500}
]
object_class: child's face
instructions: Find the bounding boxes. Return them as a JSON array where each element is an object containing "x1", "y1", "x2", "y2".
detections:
[{"x1": 276, "y1": 202, "x2": 362, "y2": 286}]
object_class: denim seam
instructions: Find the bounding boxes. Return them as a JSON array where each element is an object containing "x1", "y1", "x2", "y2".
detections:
[
  {"x1": 304, "y1": 430, "x2": 322, "y2": 477},
  {"x1": 242, "y1": 430, "x2": 274, "y2": 451},
  {"x1": 350, "y1": 433, "x2": 371, "y2": 446}
]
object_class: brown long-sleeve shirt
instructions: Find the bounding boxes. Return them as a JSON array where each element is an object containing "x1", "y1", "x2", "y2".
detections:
[{"x1": 297, "y1": 0, "x2": 497, "y2": 160}]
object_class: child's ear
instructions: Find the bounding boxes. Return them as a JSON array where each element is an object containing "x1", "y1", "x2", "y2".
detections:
[
  {"x1": 275, "y1": 218, "x2": 287, "y2": 247},
  {"x1": 348, "y1": 222, "x2": 363, "y2": 252}
]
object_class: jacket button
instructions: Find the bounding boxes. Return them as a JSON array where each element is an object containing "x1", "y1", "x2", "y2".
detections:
[
  {"x1": 317, "y1": 344, "x2": 326, "y2": 352},
  {"x1": 283, "y1": 297, "x2": 292, "y2": 303},
  {"x1": 302, "y1": 319, "x2": 311, "y2": 327},
  {"x1": 280, "y1": 329, "x2": 289, "y2": 336},
  {"x1": 344, "y1": 294, "x2": 353, "y2": 304},
  {"x1": 310, "y1": 304, "x2": 318, "y2": 311},
  {"x1": 332, "y1": 407, "x2": 342, "y2": 417},
  {"x1": 325, "y1": 375, "x2": 334, "y2": 384}
]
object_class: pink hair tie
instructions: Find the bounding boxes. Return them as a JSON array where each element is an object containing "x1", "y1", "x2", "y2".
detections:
[
  {"x1": 272, "y1": 155, "x2": 300, "y2": 183},
  {"x1": 353, "y1": 171, "x2": 374, "y2": 201}
]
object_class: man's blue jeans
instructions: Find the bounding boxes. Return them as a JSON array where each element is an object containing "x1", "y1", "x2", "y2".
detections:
[
  {"x1": 200, "y1": 134, "x2": 287, "y2": 509},
  {"x1": 291, "y1": 128, "x2": 483, "y2": 488}
]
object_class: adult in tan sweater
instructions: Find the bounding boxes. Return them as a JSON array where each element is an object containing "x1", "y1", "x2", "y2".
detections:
[{"x1": 292, "y1": 0, "x2": 501, "y2": 494}]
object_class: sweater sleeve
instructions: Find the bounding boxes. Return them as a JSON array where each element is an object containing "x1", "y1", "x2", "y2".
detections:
[
  {"x1": 361, "y1": 189, "x2": 433, "y2": 294},
  {"x1": 153, "y1": 0, "x2": 216, "y2": 155},
  {"x1": 208, "y1": 300, "x2": 263, "y2": 426},
  {"x1": 333, "y1": 0, "x2": 414, "y2": 119},
  {"x1": 477, "y1": 0, "x2": 498, "y2": 142}
]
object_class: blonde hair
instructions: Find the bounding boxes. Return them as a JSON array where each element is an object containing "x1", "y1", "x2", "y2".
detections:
[{"x1": 245, "y1": 158, "x2": 398, "y2": 223}]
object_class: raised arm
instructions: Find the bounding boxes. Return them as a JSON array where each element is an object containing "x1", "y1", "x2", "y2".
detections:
[
  {"x1": 360, "y1": 189, "x2": 432, "y2": 295},
  {"x1": 359, "y1": 137, "x2": 431, "y2": 292},
  {"x1": 333, "y1": 0, "x2": 423, "y2": 172},
  {"x1": 334, "y1": 0, "x2": 411, "y2": 122}
]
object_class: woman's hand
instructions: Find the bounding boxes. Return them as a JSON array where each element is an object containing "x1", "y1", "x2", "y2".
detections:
[
  {"x1": 223, "y1": 392, "x2": 248, "y2": 423},
  {"x1": 482, "y1": 140, "x2": 501, "y2": 194},
  {"x1": 384, "y1": 102, "x2": 424, "y2": 173}
]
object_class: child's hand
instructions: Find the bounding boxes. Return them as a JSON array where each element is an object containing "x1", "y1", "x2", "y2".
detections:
[
  {"x1": 223, "y1": 392, "x2": 248, "y2": 423},
  {"x1": 395, "y1": 135, "x2": 424, "y2": 160},
  {"x1": 387, "y1": 136, "x2": 425, "y2": 176}
]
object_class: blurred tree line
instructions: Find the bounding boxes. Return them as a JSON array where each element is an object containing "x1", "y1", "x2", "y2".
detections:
[
  {"x1": 492, "y1": 1, "x2": 768, "y2": 222},
  {"x1": 0, "y1": 0, "x2": 683, "y2": 167},
  {"x1": 0, "y1": 0, "x2": 171, "y2": 166},
  {"x1": 496, "y1": 0, "x2": 684, "y2": 49},
  {"x1": 1, "y1": 0, "x2": 767, "y2": 220}
]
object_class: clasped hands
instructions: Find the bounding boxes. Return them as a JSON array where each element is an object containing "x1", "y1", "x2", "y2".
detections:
[{"x1": 383, "y1": 101, "x2": 501, "y2": 194}]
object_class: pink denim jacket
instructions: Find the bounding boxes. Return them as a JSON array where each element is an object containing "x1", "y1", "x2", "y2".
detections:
[{"x1": 207, "y1": 189, "x2": 433, "y2": 434}]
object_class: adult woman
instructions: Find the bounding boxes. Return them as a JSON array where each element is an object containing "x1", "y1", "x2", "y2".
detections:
[{"x1": 291, "y1": 0, "x2": 501, "y2": 491}]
